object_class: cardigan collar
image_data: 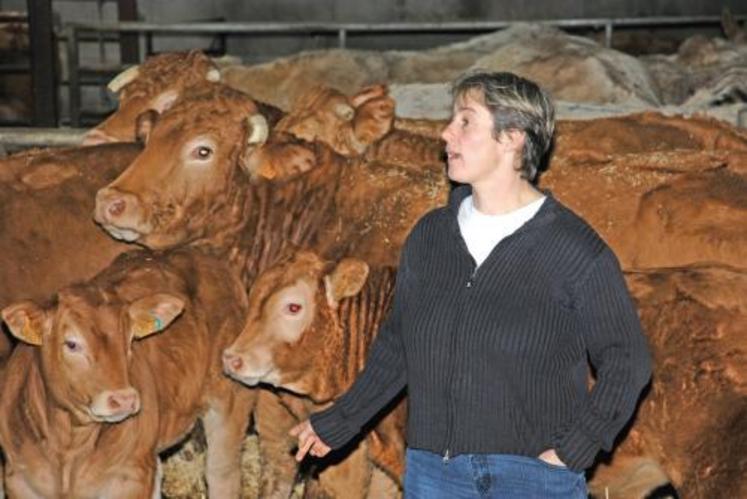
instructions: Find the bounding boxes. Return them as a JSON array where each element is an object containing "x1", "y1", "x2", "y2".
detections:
[{"x1": 446, "y1": 184, "x2": 560, "y2": 237}]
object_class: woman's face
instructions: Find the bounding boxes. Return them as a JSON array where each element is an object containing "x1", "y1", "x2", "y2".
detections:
[{"x1": 441, "y1": 92, "x2": 504, "y2": 185}]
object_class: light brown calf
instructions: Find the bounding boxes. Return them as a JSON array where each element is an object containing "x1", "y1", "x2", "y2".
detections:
[
  {"x1": 224, "y1": 250, "x2": 406, "y2": 498},
  {"x1": 0, "y1": 249, "x2": 254, "y2": 498}
]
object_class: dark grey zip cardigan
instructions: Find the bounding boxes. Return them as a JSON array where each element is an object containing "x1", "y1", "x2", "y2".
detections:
[{"x1": 311, "y1": 185, "x2": 652, "y2": 472}]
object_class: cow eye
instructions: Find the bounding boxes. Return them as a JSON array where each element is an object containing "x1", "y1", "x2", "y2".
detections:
[
  {"x1": 286, "y1": 303, "x2": 302, "y2": 314},
  {"x1": 64, "y1": 339, "x2": 82, "y2": 352},
  {"x1": 192, "y1": 145, "x2": 213, "y2": 160}
]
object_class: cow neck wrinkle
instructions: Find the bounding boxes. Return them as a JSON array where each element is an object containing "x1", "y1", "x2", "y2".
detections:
[
  {"x1": 235, "y1": 153, "x2": 342, "y2": 286},
  {"x1": 3, "y1": 349, "x2": 98, "y2": 458},
  {"x1": 323, "y1": 267, "x2": 396, "y2": 401},
  {"x1": 183, "y1": 168, "x2": 255, "y2": 258},
  {"x1": 1, "y1": 348, "x2": 51, "y2": 450}
]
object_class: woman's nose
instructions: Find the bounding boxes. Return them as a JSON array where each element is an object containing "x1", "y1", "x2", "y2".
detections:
[{"x1": 441, "y1": 123, "x2": 453, "y2": 141}]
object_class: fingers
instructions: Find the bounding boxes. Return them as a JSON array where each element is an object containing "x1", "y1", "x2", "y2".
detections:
[
  {"x1": 290, "y1": 419, "x2": 332, "y2": 462},
  {"x1": 289, "y1": 421, "x2": 307, "y2": 437},
  {"x1": 312, "y1": 440, "x2": 331, "y2": 457},
  {"x1": 295, "y1": 434, "x2": 315, "y2": 462}
]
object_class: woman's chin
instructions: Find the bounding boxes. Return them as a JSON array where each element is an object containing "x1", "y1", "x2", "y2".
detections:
[{"x1": 447, "y1": 165, "x2": 470, "y2": 184}]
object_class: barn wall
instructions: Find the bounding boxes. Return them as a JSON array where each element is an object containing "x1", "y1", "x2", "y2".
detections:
[
  {"x1": 1, "y1": 0, "x2": 743, "y2": 122},
  {"x1": 3, "y1": 0, "x2": 745, "y2": 62}
]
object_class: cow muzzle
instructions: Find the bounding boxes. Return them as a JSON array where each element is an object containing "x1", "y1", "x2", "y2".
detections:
[
  {"x1": 89, "y1": 387, "x2": 141, "y2": 423},
  {"x1": 222, "y1": 348, "x2": 273, "y2": 386},
  {"x1": 94, "y1": 187, "x2": 151, "y2": 242}
]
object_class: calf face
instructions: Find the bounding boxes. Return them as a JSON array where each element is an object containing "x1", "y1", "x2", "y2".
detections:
[
  {"x1": 276, "y1": 84, "x2": 394, "y2": 157},
  {"x1": 1, "y1": 290, "x2": 183, "y2": 423},
  {"x1": 94, "y1": 85, "x2": 270, "y2": 249},
  {"x1": 223, "y1": 251, "x2": 368, "y2": 398},
  {"x1": 84, "y1": 50, "x2": 221, "y2": 145}
]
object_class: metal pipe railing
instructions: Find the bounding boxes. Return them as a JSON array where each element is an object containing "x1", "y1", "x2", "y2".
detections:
[
  {"x1": 63, "y1": 15, "x2": 746, "y2": 126},
  {"x1": 0, "y1": 127, "x2": 87, "y2": 149}
]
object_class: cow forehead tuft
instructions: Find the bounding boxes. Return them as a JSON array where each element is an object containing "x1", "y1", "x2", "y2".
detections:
[{"x1": 121, "y1": 51, "x2": 216, "y2": 101}]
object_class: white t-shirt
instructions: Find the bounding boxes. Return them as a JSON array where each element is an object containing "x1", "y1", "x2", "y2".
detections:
[{"x1": 457, "y1": 194, "x2": 546, "y2": 267}]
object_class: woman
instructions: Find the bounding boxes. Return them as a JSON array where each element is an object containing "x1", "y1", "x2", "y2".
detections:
[{"x1": 291, "y1": 71, "x2": 652, "y2": 498}]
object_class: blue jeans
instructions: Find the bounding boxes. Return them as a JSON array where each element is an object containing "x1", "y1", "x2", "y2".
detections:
[{"x1": 404, "y1": 448, "x2": 588, "y2": 499}]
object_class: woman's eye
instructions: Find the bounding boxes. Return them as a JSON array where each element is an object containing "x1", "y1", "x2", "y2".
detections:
[
  {"x1": 64, "y1": 339, "x2": 81, "y2": 352},
  {"x1": 286, "y1": 303, "x2": 302, "y2": 314},
  {"x1": 192, "y1": 146, "x2": 213, "y2": 159}
]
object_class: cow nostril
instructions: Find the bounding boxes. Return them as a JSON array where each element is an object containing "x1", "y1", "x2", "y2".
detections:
[
  {"x1": 108, "y1": 395, "x2": 122, "y2": 410},
  {"x1": 107, "y1": 392, "x2": 137, "y2": 412},
  {"x1": 231, "y1": 356, "x2": 243, "y2": 371},
  {"x1": 223, "y1": 351, "x2": 242, "y2": 372},
  {"x1": 107, "y1": 198, "x2": 126, "y2": 217}
]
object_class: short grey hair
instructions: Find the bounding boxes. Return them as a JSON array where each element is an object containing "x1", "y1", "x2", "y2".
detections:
[{"x1": 451, "y1": 71, "x2": 555, "y2": 181}]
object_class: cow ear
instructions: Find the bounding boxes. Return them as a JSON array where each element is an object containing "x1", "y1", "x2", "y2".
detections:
[
  {"x1": 128, "y1": 293, "x2": 185, "y2": 339},
  {"x1": 151, "y1": 90, "x2": 179, "y2": 114},
  {"x1": 135, "y1": 109, "x2": 159, "y2": 145},
  {"x1": 1, "y1": 301, "x2": 50, "y2": 346},
  {"x1": 324, "y1": 258, "x2": 369, "y2": 308}
]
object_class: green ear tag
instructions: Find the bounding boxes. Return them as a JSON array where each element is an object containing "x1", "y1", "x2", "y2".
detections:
[{"x1": 153, "y1": 316, "x2": 163, "y2": 331}]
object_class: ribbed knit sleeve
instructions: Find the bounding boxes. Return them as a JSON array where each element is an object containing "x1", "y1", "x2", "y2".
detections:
[
  {"x1": 309, "y1": 250, "x2": 410, "y2": 449},
  {"x1": 556, "y1": 248, "x2": 652, "y2": 471}
]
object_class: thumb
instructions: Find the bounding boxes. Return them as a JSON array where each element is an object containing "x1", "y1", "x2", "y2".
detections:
[{"x1": 289, "y1": 420, "x2": 308, "y2": 437}]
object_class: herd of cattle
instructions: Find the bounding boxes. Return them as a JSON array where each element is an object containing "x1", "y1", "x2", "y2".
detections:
[{"x1": 0, "y1": 47, "x2": 745, "y2": 498}]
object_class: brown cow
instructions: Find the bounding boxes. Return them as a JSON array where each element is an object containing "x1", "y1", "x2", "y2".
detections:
[
  {"x1": 83, "y1": 50, "x2": 285, "y2": 146},
  {"x1": 275, "y1": 84, "x2": 395, "y2": 157},
  {"x1": 83, "y1": 50, "x2": 221, "y2": 145},
  {"x1": 92, "y1": 84, "x2": 344, "y2": 270},
  {"x1": 588, "y1": 264, "x2": 747, "y2": 498},
  {"x1": 274, "y1": 84, "x2": 449, "y2": 266},
  {"x1": 276, "y1": 84, "x2": 446, "y2": 173},
  {"x1": 540, "y1": 112, "x2": 747, "y2": 271},
  {"x1": 0, "y1": 143, "x2": 141, "y2": 364},
  {"x1": 223, "y1": 250, "x2": 406, "y2": 498},
  {"x1": 0, "y1": 248, "x2": 254, "y2": 498}
]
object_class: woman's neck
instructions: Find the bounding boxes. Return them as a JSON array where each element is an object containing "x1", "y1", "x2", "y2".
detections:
[{"x1": 471, "y1": 176, "x2": 542, "y2": 215}]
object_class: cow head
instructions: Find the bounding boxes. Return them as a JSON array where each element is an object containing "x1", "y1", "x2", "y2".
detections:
[
  {"x1": 223, "y1": 251, "x2": 368, "y2": 401},
  {"x1": 83, "y1": 50, "x2": 221, "y2": 145},
  {"x1": 1, "y1": 290, "x2": 184, "y2": 424},
  {"x1": 276, "y1": 84, "x2": 395, "y2": 157},
  {"x1": 93, "y1": 84, "x2": 277, "y2": 249}
]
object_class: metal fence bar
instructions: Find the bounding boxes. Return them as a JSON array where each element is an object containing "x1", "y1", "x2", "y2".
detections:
[
  {"x1": 64, "y1": 15, "x2": 745, "y2": 34},
  {"x1": 65, "y1": 25, "x2": 82, "y2": 127},
  {"x1": 338, "y1": 28, "x2": 346, "y2": 48},
  {"x1": 0, "y1": 127, "x2": 87, "y2": 148}
]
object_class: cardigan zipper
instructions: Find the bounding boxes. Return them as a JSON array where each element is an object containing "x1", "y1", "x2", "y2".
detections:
[{"x1": 442, "y1": 252, "x2": 477, "y2": 463}]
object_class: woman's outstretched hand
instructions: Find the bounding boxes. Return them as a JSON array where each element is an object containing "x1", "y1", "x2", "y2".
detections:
[{"x1": 289, "y1": 419, "x2": 332, "y2": 462}]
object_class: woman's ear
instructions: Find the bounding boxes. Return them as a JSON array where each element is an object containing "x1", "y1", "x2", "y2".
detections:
[{"x1": 503, "y1": 129, "x2": 526, "y2": 152}]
